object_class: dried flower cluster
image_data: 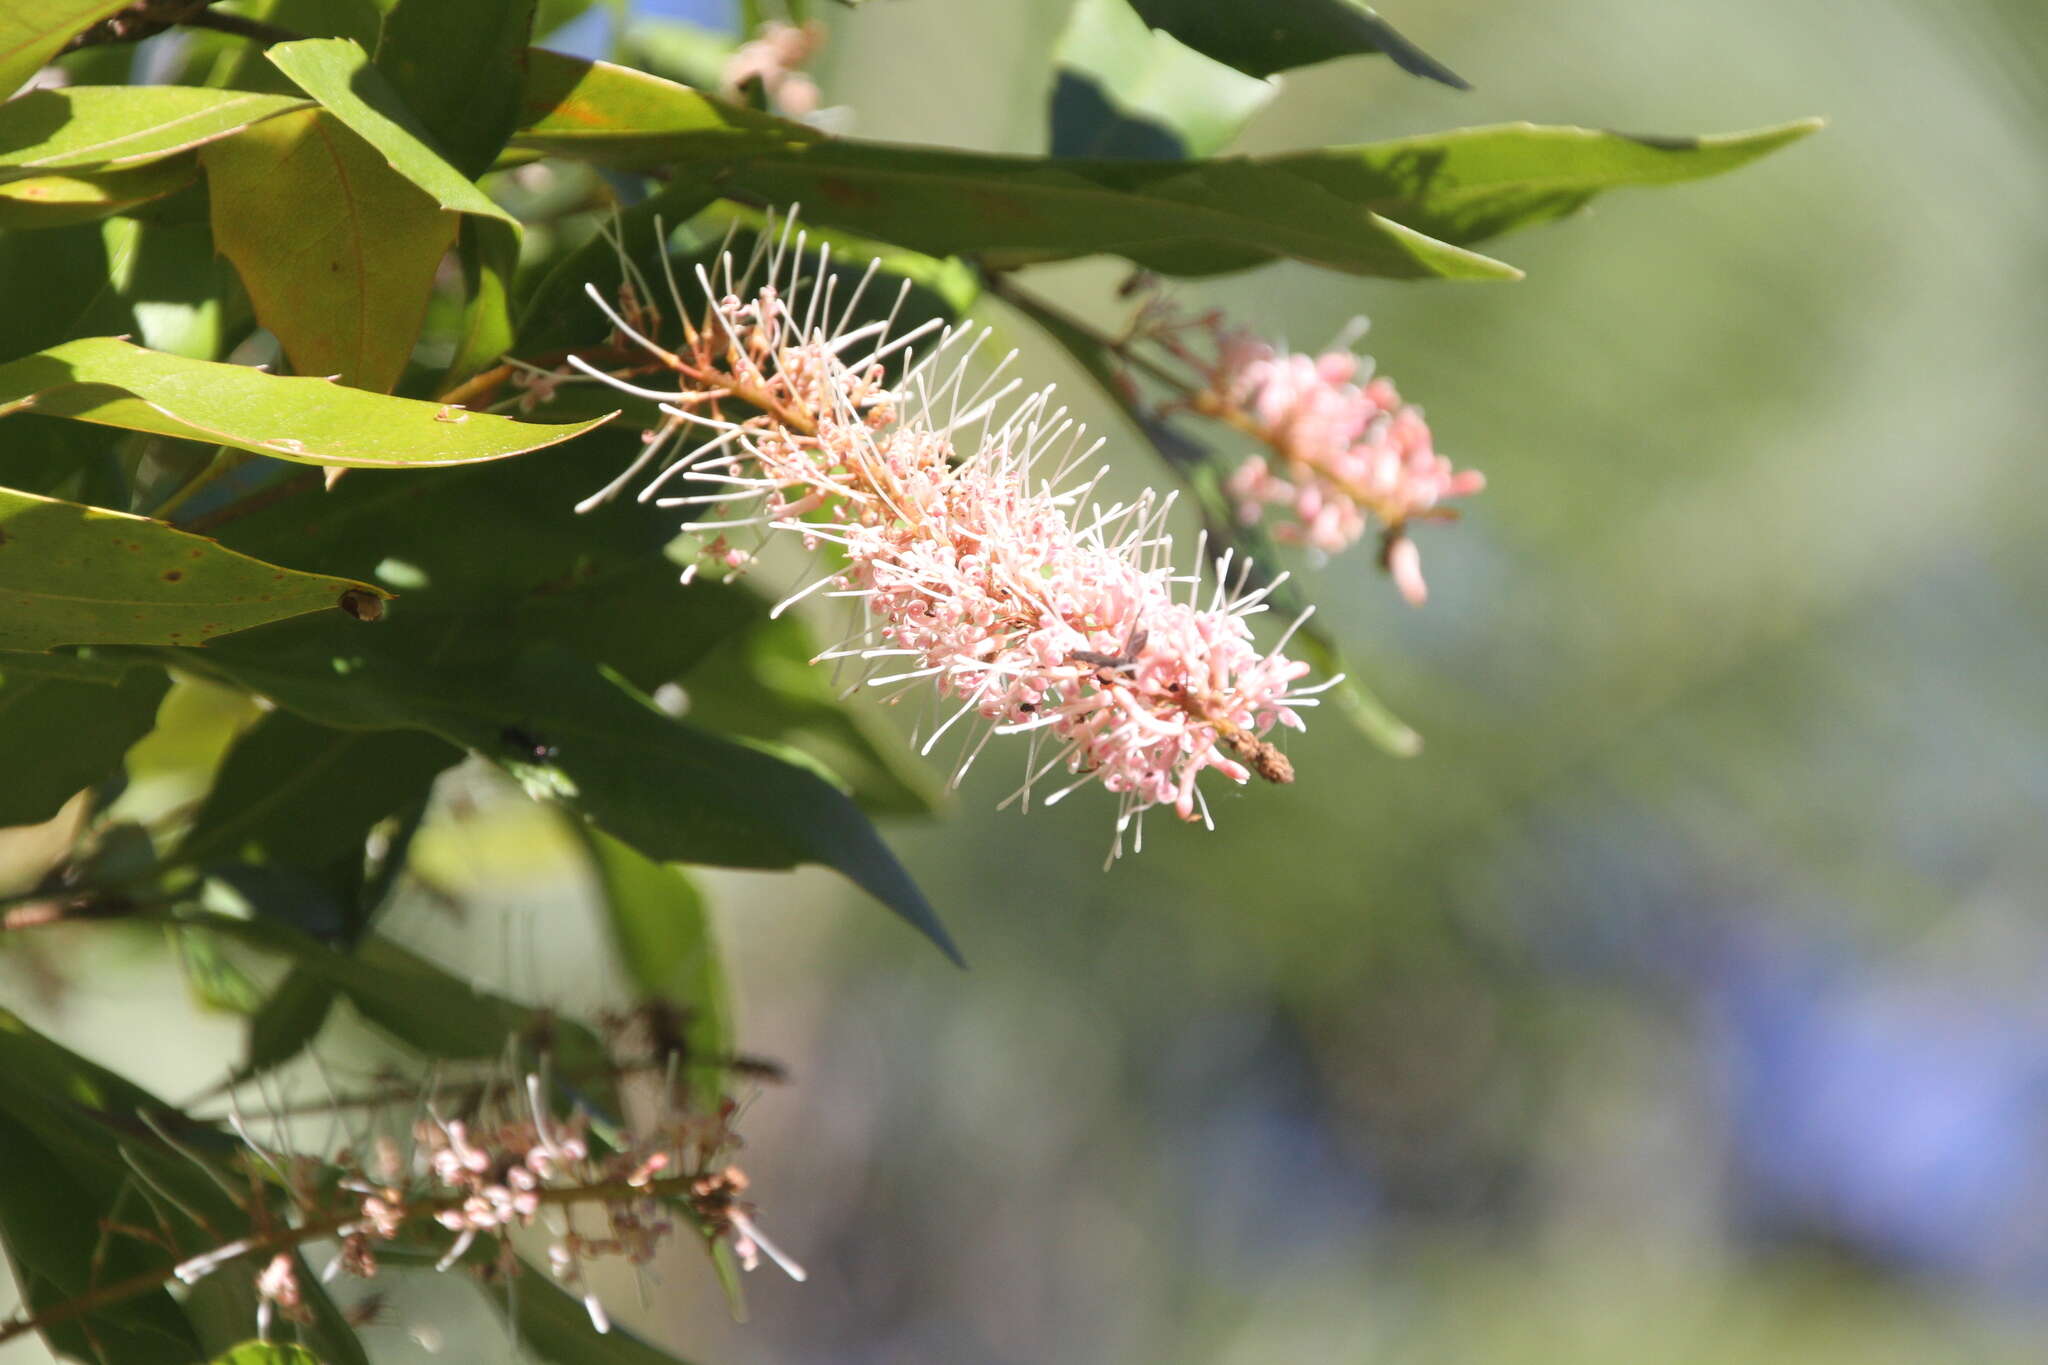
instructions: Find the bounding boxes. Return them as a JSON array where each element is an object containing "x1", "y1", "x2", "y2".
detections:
[
  {"x1": 1140, "y1": 302, "x2": 1484, "y2": 606},
  {"x1": 559, "y1": 223, "x2": 1335, "y2": 855}
]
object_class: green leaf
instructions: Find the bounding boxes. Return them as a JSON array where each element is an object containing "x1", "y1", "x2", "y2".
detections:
[
  {"x1": 1123, "y1": 0, "x2": 1467, "y2": 86},
  {"x1": 0, "y1": 487, "x2": 386, "y2": 652},
  {"x1": 684, "y1": 610, "x2": 941, "y2": 817},
  {"x1": 515, "y1": 56, "x2": 1816, "y2": 279},
  {"x1": 0, "y1": 221, "x2": 132, "y2": 363},
  {"x1": 0, "y1": 335, "x2": 611, "y2": 467},
  {"x1": 265, "y1": 38, "x2": 519, "y2": 225},
  {"x1": 375, "y1": 0, "x2": 538, "y2": 179},
  {"x1": 193, "y1": 907, "x2": 611, "y2": 1068},
  {"x1": 156, "y1": 616, "x2": 961, "y2": 962},
  {"x1": 242, "y1": 795, "x2": 428, "y2": 1077},
  {"x1": 571, "y1": 823, "x2": 730, "y2": 1110},
  {"x1": 1258, "y1": 118, "x2": 1827, "y2": 246},
  {"x1": 1052, "y1": 0, "x2": 1274, "y2": 159},
  {"x1": 0, "y1": 87, "x2": 308, "y2": 178},
  {"x1": 0, "y1": 1009, "x2": 213, "y2": 1364},
  {"x1": 0, "y1": 0, "x2": 129, "y2": 97},
  {"x1": 0, "y1": 653, "x2": 167, "y2": 825},
  {"x1": 211, "y1": 1343, "x2": 324, "y2": 1365},
  {"x1": 0, "y1": 159, "x2": 197, "y2": 229},
  {"x1": 201, "y1": 106, "x2": 456, "y2": 392},
  {"x1": 213, "y1": 424, "x2": 673, "y2": 602},
  {"x1": 483, "y1": 1254, "x2": 700, "y2": 1365},
  {"x1": 515, "y1": 50, "x2": 807, "y2": 165},
  {"x1": 177, "y1": 708, "x2": 458, "y2": 870},
  {"x1": 446, "y1": 214, "x2": 521, "y2": 387},
  {"x1": 0, "y1": 1106, "x2": 204, "y2": 1365},
  {"x1": 100, "y1": 213, "x2": 241, "y2": 361},
  {"x1": 511, "y1": 53, "x2": 1512, "y2": 281}
]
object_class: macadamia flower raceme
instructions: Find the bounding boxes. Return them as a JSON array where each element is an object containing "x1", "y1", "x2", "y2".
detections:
[{"x1": 561, "y1": 223, "x2": 1336, "y2": 856}]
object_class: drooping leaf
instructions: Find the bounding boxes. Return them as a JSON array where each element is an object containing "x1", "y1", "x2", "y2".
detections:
[
  {"x1": 0, "y1": 487, "x2": 385, "y2": 652},
  {"x1": 0, "y1": 87, "x2": 308, "y2": 177},
  {"x1": 200, "y1": 107, "x2": 456, "y2": 392},
  {"x1": 515, "y1": 54, "x2": 1817, "y2": 278},
  {"x1": 0, "y1": 0, "x2": 131, "y2": 97},
  {"x1": 0, "y1": 652, "x2": 168, "y2": 825},
  {"x1": 1052, "y1": 0, "x2": 1274, "y2": 160},
  {"x1": 1257, "y1": 118, "x2": 1826, "y2": 246},
  {"x1": 571, "y1": 823, "x2": 731, "y2": 1109},
  {"x1": 1123, "y1": 0, "x2": 1467, "y2": 86},
  {"x1": 0, "y1": 336, "x2": 611, "y2": 467},
  {"x1": 0, "y1": 159, "x2": 197, "y2": 229},
  {"x1": 512, "y1": 53, "x2": 1513, "y2": 281},
  {"x1": 683, "y1": 609, "x2": 942, "y2": 816},
  {"x1": 375, "y1": 0, "x2": 539, "y2": 178},
  {"x1": 265, "y1": 38, "x2": 519, "y2": 226},
  {"x1": 152, "y1": 615, "x2": 960, "y2": 962},
  {"x1": 177, "y1": 708, "x2": 458, "y2": 870}
]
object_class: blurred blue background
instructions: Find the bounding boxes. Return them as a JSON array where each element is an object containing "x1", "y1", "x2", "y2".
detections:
[{"x1": 7, "y1": 0, "x2": 2048, "y2": 1360}]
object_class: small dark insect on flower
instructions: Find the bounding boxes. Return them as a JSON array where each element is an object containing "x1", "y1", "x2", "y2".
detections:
[
  {"x1": 1066, "y1": 628, "x2": 1149, "y2": 676},
  {"x1": 499, "y1": 726, "x2": 558, "y2": 761}
]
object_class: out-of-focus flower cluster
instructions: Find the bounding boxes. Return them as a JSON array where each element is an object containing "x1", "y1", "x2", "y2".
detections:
[
  {"x1": 720, "y1": 19, "x2": 827, "y2": 117},
  {"x1": 562, "y1": 226, "x2": 1330, "y2": 854},
  {"x1": 169, "y1": 1034, "x2": 797, "y2": 1345},
  {"x1": 1138, "y1": 299, "x2": 1483, "y2": 606}
]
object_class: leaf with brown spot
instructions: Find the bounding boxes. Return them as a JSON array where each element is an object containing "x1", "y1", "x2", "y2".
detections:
[{"x1": 0, "y1": 487, "x2": 386, "y2": 652}]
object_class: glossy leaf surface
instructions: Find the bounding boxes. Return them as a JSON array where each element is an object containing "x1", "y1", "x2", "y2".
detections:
[{"x1": 0, "y1": 336, "x2": 610, "y2": 466}]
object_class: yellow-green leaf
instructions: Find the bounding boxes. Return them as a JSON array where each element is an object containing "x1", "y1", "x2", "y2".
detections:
[
  {"x1": 0, "y1": 87, "x2": 307, "y2": 178},
  {"x1": 266, "y1": 38, "x2": 518, "y2": 225},
  {"x1": 0, "y1": 487, "x2": 385, "y2": 652},
  {"x1": 0, "y1": 158, "x2": 195, "y2": 229},
  {"x1": 0, "y1": 336, "x2": 612, "y2": 467},
  {"x1": 201, "y1": 106, "x2": 456, "y2": 392},
  {"x1": 0, "y1": 0, "x2": 129, "y2": 97}
]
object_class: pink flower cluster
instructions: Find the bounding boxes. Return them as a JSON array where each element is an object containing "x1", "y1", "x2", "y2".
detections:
[
  {"x1": 569, "y1": 231, "x2": 1325, "y2": 851},
  {"x1": 720, "y1": 19, "x2": 826, "y2": 116},
  {"x1": 1216, "y1": 339, "x2": 1482, "y2": 605}
]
